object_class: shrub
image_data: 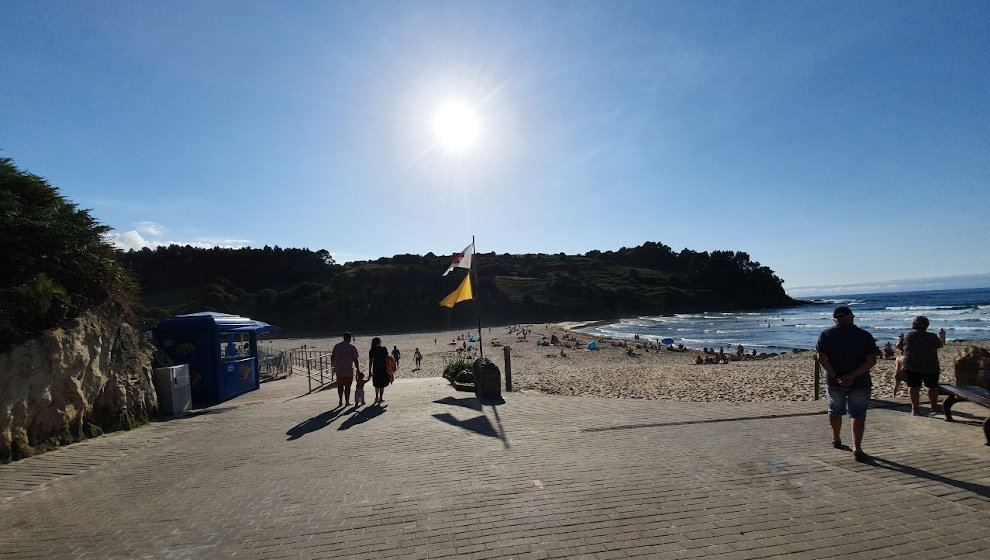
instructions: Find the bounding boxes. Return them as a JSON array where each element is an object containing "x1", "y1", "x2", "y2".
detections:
[
  {"x1": 442, "y1": 358, "x2": 474, "y2": 385},
  {"x1": 0, "y1": 158, "x2": 137, "y2": 350}
]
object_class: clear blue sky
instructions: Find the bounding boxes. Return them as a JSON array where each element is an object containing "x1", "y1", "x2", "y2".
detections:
[{"x1": 2, "y1": 1, "x2": 988, "y2": 297}]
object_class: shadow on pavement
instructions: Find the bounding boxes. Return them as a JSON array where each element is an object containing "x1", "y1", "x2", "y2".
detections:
[
  {"x1": 433, "y1": 395, "x2": 510, "y2": 448},
  {"x1": 339, "y1": 404, "x2": 387, "y2": 430},
  {"x1": 433, "y1": 396, "x2": 480, "y2": 411},
  {"x1": 868, "y1": 399, "x2": 915, "y2": 413},
  {"x1": 285, "y1": 407, "x2": 346, "y2": 440},
  {"x1": 872, "y1": 456, "x2": 990, "y2": 498},
  {"x1": 433, "y1": 395, "x2": 506, "y2": 411}
]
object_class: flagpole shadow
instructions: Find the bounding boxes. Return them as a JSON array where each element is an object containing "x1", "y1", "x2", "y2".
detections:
[{"x1": 433, "y1": 394, "x2": 509, "y2": 448}]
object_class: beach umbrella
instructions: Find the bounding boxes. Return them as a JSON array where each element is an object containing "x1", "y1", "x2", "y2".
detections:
[
  {"x1": 587, "y1": 341, "x2": 597, "y2": 350},
  {"x1": 661, "y1": 338, "x2": 674, "y2": 345}
]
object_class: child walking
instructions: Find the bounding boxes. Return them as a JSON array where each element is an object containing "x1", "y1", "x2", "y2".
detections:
[{"x1": 354, "y1": 371, "x2": 368, "y2": 406}]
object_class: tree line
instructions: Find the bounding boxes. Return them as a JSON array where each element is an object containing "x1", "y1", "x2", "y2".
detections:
[
  {"x1": 0, "y1": 155, "x2": 800, "y2": 350},
  {"x1": 119, "y1": 242, "x2": 800, "y2": 336}
]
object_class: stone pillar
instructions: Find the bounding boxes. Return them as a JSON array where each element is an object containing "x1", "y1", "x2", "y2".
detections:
[{"x1": 473, "y1": 358, "x2": 501, "y2": 398}]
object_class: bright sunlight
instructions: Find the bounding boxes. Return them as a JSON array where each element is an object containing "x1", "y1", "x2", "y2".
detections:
[{"x1": 433, "y1": 101, "x2": 480, "y2": 153}]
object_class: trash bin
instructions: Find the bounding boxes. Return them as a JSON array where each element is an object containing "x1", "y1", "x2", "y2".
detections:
[
  {"x1": 473, "y1": 358, "x2": 501, "y2": 398},
  {"x1": 153, "y1": 364, "x2": 192, "y2": 415}
]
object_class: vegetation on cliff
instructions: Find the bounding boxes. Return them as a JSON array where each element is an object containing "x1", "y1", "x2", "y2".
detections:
[{"x1": 0, "y1": 158, "x2": 137, "y2": 351}]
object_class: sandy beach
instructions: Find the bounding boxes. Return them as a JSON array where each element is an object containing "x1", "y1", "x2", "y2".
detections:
[{"x1": 260, "y1": 323, "x2": 989, "y2": 403}]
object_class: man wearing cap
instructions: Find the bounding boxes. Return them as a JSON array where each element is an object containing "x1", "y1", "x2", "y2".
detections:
[{"x1": 816, "y1": 306, "x2": 879, "y2": 462}]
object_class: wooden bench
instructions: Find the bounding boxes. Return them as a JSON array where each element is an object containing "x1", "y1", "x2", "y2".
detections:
[{"x1": 938, "y1": 384, "x2": 990, "y2": 445}]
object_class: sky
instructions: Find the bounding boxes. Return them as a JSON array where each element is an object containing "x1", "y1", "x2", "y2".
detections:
[{"x1": 2, "y1": 1, "x2": 988, "y2": 298}]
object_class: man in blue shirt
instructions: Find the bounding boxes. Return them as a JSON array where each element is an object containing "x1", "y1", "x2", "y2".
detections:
[{"x1": 816, "y1": 306, "x2": 878, "y2": 462}]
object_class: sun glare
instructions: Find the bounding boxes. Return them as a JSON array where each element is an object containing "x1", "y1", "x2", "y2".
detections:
[{"x1": 433, "y1": 101, "x2": 480, "y2": 153}]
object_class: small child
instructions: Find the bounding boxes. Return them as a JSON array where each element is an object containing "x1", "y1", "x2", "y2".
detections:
[
  {"x1": 893, "y1": 355, "x2": 906, "y2": 397},
  {"x1": 354, "y1": 372, "x2": 367, "y2": 406}
]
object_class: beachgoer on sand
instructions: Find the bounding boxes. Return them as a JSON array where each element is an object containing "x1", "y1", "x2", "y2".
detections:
[
  {"x1": 816, "y1": 306, "x2": 878, "y2": 463},
  {"x1": 392, "y1": 345, "x2": 401, "y2": 368},
  {"x1": 414, "y1": 347, "x2": 423, "y2": 369},
  {"x1": 331, "y1": 332, "x2": 362, "y2": 408},
  {"x1": 896, "y1": 316, "x2": 945, "y2": 415}
]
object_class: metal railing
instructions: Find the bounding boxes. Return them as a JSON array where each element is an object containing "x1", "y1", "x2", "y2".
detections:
[
  {"x1": 289, "y1": 350, "x2": 335, "y2": 394},
  {"x1": 258, "y1": 349, "x2": 290, "y2": 381}
]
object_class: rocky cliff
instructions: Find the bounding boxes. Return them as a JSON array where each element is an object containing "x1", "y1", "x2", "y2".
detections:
[{"x1": 0, "y1": 302, "x2": 158, "y2": 462}]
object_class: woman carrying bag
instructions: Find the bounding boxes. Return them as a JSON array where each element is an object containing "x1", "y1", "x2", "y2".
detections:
[{"x1": 368, "y1": 337, "x2": 391, "y2": 404}]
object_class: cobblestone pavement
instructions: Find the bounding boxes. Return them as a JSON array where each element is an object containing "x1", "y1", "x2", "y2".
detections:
[{"x1": 2, "y1": 374, "x2": 988, "y2": 559}]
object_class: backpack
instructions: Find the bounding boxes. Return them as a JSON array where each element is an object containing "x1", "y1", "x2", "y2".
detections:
[{"x1": 385, "y1": 355, "x2": 397, "y2": 382}]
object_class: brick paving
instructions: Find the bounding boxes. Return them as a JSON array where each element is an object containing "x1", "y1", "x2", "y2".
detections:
[{"x1": 1, "y1": 374, "x2": 988, "y2": 559}]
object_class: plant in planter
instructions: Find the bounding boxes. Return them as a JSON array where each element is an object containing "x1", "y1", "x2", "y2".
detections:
[{"x1": 442, "y1": 358, "x2": 474, "y2": 387}]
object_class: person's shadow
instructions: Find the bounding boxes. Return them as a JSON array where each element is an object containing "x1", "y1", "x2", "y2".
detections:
[
  {"x1": 286, "y1": 407, "x2": 345, "y2": 440},
  {"x1": 871, "y1": 456, "x2": 990, "y2": 498},
  {"x1": 339, "y1": 404, "x2": 387, "y2": 430}
]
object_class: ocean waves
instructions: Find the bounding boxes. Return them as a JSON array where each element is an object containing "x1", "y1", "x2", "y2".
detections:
[{"x1": 577, "y1": 287, "x2": 990, "y2": 352}]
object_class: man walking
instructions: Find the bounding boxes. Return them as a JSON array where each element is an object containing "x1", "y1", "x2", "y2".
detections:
[
  {"x1": 816, "y1": 306, "x2": 878, "y2": 462},
  {"x1": 392, "y1": 345, "x2": 401, "y2": 369},
  {"x1": 331, "y1": 332, "x2": 361, "y2": 408}
]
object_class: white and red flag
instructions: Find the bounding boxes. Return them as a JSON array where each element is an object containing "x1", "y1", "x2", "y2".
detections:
[{"x1": 442, "y1": 242, "x2": 474, "y2": 276}]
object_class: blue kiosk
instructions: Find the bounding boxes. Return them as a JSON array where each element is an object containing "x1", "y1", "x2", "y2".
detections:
[{"x1": 152, "y1": 312, "x2": 281, "y2": 408}]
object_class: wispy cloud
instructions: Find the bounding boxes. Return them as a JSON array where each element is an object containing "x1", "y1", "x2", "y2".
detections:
[{"x1": 134, "y1": 221, "x2": 166, "y2": 236}]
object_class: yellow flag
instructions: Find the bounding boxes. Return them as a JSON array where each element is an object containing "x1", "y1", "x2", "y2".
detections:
[{"x1": 439, "y1": 274, "x2": 473, "y2": 308}]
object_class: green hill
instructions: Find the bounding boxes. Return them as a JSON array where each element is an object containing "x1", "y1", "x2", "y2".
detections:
[{"x1": 119, "y1": 243, "x2": 800, "y2": 335}]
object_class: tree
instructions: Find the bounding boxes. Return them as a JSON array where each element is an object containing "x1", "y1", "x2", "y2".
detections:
[{"x1": 0, "y1": 158, "x2": 136, "y2": 350}]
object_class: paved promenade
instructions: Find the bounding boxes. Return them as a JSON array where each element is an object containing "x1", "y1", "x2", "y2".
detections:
[{"x1": 1, "y1": 373, "x2": 988, "y2": 559}]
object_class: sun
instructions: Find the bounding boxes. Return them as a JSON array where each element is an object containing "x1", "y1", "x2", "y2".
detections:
[{"x1": 433, "y1": 101, "x2": 480, "y2": 154}]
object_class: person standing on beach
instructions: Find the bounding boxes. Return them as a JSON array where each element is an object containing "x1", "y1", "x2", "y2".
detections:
[
  {"x1": 331, "y1": 332, "x2": 361, "y2": 408},
  {"x1": 816, "y1": 306, "x2": 878, "y2": 463},
  {"x1": 369, "y1": 337, "x2": 390, "y2": 404},
  {"x1": 392, "y1": 345, "x2": 401, "y2": 369},
  {"x1": 414, "y1": 347, "x2": 423, "y2": 369},
  {"x1": 896, "y1": 316, "x2": 946, "y2": 415}
]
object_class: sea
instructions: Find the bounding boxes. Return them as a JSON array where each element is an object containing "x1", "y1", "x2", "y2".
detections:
[{"x1": 576, "y1": 287, "x2": 990, "y2": 353}]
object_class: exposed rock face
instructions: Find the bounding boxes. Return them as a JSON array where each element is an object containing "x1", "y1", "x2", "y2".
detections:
[{"x1": 0, "y1": 303, "x2": 158, "y2": 462}]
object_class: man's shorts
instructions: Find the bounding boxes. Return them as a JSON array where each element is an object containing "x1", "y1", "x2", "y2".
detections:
[
  {"x1": 827, "y1": 385, "x2": 871, "y2": 420},
  {"x1": 903, "y1": 369, "x2": 939, "y2": 389}
]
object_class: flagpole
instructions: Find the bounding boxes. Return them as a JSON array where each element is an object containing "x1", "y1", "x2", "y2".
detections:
[{"x1": 471, "y1": 235, "x2": 484, "y2": 358}]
